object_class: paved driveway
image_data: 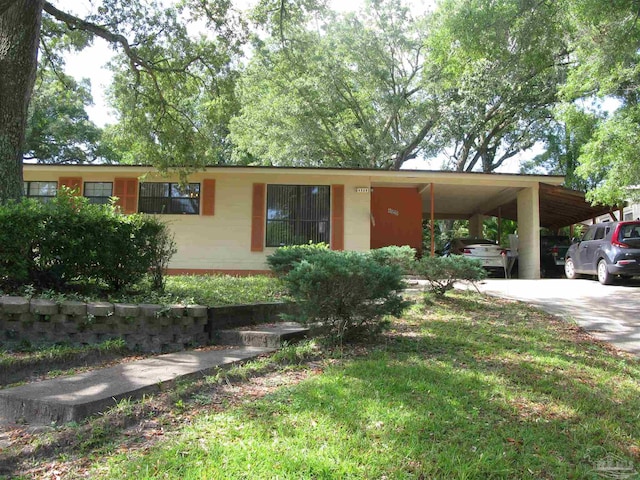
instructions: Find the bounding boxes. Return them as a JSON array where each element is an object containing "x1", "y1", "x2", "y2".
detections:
[{"x1": 462, "y1": 278, "x2": 640, "y2": 356}]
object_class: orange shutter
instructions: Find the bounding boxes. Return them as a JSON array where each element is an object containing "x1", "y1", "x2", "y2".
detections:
[
  {"x1": 251, "y1": 183, "x2": 266, "y2": 252},
  {"x1": 58, "y1": 177, "x2": 82, "y2": 195},
  {"x1": 331, "y1": 184, "x2": 345, "y2": 251},
  {"x1": 113, "y1": 178, "x2": 139, "y2": 214},
  {"x1": 202, "y1": 179, "x2": 216, "y2": 216}
]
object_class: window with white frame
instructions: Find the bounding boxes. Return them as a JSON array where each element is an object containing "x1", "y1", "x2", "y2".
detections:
[
  {"x1": 266, "y1": 185, "x2": 330, "y2": 247},
  {"x1": 138, "y1": 182, "x2": 200, "y2": 214},
  {"x1": 23, "y1": 181, "x2": 57, "y2": 202},
  {"x1": 84, "y1": 182, "x2": 113, "y2": 205}
]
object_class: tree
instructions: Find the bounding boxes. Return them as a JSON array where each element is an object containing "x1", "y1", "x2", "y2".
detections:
[
  {"x1": 24, "y1": 68, "x2": 117, "y2": 164},
  {"x1": 428, "y1": 0, "x2": 570, "y2": 173},
  {"x1": 231, "y1": 0, "x2": 441, "y2": 169},
  {"x1": 560, "y1": 0, "x2": 640, "y2": 204},
  {"x1": 0, "y1": 0, "x2": 43, "y2": 202},
  {"x1": 521, "y1": 105, "x2": 604, "y2": 192},
  {"x1": 0, "y1": 0, "x2": 243, "y2": 203}
]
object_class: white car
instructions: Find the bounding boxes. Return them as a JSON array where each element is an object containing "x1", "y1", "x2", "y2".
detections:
[{"x1": 443, "y1": 238, "x2": 507, "y2": 275}]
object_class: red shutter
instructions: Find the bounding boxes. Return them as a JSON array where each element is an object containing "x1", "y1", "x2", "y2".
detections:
[
  {"x1": 113, "y1": 178, "x2": 139, "y2": 214},
  {"x1": 251, "y1": 183, "x2": 265, "y2": 252},
  {"x1": 202, "y1": 179, "x2": 216, "y2": 216},
  {"x1": 58, "y1": 177, "x2": 82, "y2": 195},
  {"x1": 331, "y1": 184, "x2": 344, "y2": 251}
]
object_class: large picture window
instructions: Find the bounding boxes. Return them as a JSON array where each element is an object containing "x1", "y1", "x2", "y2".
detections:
[
  {"x1": 84, "y1": 182, "x2": 113, "y2": 205},
  {"x1": 266, "y1": 185, "x2": 330, "y2": 247},
  {"x1": 138, "y1": 182, "x2": 200, "y2": 214},
  {"x1": 23, "y1": 181, "x2": 57, "y2": 202}
]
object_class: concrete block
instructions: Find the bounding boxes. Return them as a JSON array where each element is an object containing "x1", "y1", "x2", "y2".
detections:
[
  {"x1": 139, "y1": 304, "x2": 162, "y2": 317},
  {"x1": 114, "y1": 304, "x2": 139, "y2": 317},
  {"x1": 1, "y1": 297, "x2": 30, "y2": 314},
  {"x1": 187, "y1": 305, "x2": 208, "y2": 318},
  {"x1": 30, "y1": 299, "x2": 58, "y2": 316},
  {"x1": 168, "y1": 305, "x2": 185, "y2": 318},
  {"x1": 87, "y1": 302, "x2": 114, "y2": 317},
  {"x1": 60, "y1": 301, "x2": 87, "y2": 317}
]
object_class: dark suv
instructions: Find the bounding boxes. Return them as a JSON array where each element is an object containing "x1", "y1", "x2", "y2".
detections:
[{"x1": 565, "y1": 221, "x2": 640, "y2": 284}]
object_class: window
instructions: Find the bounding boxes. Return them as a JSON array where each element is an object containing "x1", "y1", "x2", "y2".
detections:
[
  {"x1": 266, "y1": 185, "x2": 330, "y2": 247},
  {"x1": 582, "y1": 227, "x2": 596, "y2": 241},
  {"x1": 84, "y1": 182, "x2": 113, "y2": 205},
  {"x1": 138, "y1": 182, "x2": 200, "y2": 214},
  {"x1": 23, "y1": 181, "x2": 57, "y2": 202}
]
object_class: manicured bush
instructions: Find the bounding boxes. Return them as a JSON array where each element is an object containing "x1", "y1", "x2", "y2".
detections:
[
  {"x1": 266, "y1": 242, "x2": 329, "y2": 276},
  {"x1": 369, "y1": 245, "x2": 417, "y2": 274},
  {"x1": 0, "y1": 189, "x2": 176, "y2": 292},
  {"x1": 282, "y1": 250, "x2": 408, "y2": 343},
  {"x1": 0, "y1": 199, "x2": 45, "y2": 288},
  {"x1": 414, "y1": 255, "x2": 487, "y2": 297}
]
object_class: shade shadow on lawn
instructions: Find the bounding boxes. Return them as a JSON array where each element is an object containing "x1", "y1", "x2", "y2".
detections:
[{"x1": 97, "y1": 292, "x2": 640, "y2": 480}]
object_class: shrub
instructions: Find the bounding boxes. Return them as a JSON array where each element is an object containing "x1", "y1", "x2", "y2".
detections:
[
  {"x1": 0, "y1": 199, "x2": 45, "y2": 288},
  {"x1": 369, "y1": 245, "x2": 417, "y2": 274},
  {"x1": 282, "y1": 250, "x2": 408, "y2": 343},
  {"x1": 0, "y1": 189, "x2": 176, "y2": 292},
  {"x1": 266, "y1": 242, "x2": 329, "y2": 276},
  {"x1": 414, "y1": 255, "x2": 487, "y2": 297}
]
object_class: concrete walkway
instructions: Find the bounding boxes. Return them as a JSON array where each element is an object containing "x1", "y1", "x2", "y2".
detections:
[
  {"x1": 0, "y1": 322, "x2": 309, "y2": 425},
  {"x1": 461, "y1": 278, "x2": 640, "y2": 356}
]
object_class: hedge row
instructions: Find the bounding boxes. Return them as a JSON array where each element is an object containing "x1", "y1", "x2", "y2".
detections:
[{"x1": 0, "y1": 189, "x2": 175, "y2": 292}]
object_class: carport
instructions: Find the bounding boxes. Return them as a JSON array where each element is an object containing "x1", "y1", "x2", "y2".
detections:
[{"x1": 368, "y1": 170, "x2": 615, "y2": 279}]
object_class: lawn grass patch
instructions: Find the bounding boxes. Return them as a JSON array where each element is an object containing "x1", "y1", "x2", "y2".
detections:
[
  {"x1": 1, "y1": 275, "x2": 288, "y2": 308},
  {"x1": 87, "y1": 292, "x2": 640, "y2": 479}
]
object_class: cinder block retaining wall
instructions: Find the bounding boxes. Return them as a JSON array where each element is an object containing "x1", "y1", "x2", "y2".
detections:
[{"x1": 0, "y1": 297, "x2": 294, "y2": 353}]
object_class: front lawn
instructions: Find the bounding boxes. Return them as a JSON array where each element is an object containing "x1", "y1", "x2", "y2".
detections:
[{"x1": 2, "y1": 291, "x2": 639, "y2": 478}]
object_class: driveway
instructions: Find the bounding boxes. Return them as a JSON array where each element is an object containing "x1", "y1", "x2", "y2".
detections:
[{"x1": 461, "y1": 278, "x2": 640, "y2": 356}]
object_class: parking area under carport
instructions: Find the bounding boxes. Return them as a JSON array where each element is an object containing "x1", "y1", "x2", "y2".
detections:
[{"x1": 461, "y1": 278, "x2": 640, "y2": 356}]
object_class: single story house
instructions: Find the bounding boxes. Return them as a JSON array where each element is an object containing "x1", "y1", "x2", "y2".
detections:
[{"x1": 22, "y1": 164, "x2": 614, "y2": 279}]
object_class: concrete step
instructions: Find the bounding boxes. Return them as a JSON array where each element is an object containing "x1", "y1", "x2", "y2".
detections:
[
  {"x1": 213, "y1": 322, "x2": 310, "y2": 348},
  {"x1": 0, "y1": 346, "x2": 274, "y2": 426}
]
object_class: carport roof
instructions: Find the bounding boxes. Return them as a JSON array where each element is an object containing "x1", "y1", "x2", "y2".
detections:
[{"x1": 485, "y1": 183, "x2": 617, "y2": 229}]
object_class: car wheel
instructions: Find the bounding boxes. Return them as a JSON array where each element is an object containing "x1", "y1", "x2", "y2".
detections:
[
  {"x1": 597, "y1": 259, "x2": 613, "y2": 285},
  {"x1": 564, "y1": 258, "x2": 579, "y2": 279}
]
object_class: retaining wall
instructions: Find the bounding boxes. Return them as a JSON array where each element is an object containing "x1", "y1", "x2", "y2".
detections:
[
  {"x1": 0, "y1": 297, "x2": 208, "y2": 353},
  {"x1": 0, "y1": 297, "x2": 295, "y2": 353}
]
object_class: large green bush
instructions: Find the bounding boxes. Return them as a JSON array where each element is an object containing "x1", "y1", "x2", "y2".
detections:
[
  {"x1": 280, "y1": 250, "x2": 408, "y2": 343},
  {"x1": 266, "y1": 242, "x2": 329, "y2": 276},
  {"x1": 368, "y1": 245, "x2": 417, "y2": 274},
  {"x1": 414, "y1": 255, "x2": 487, "y2": 297},
  {"x1": 0, "y1": 190, "x2": 175, "y2": 292}
]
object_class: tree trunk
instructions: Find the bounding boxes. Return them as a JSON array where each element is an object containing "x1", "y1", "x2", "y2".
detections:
[{"x1": 0, "y1": 0, "x2": 43, "y2": 203}]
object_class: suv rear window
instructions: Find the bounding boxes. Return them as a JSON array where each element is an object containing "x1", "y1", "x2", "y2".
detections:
[
  {"x1": 619, "y1": 223, "x2": 640, "y2": 245},
  {"x1": 620, "y1": 224, "x2": 640, "y2": 238}
]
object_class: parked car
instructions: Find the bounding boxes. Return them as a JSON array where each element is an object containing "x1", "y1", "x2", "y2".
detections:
[
  {"x1": 540, "y1": 235, "x2": 571, "y2": 278},
  {"x1": 565, "y1": 221, "x2": 640, "y2": 284},
  {"x1": 443, "y1": 238, "x2": 507, "y2": 276}
]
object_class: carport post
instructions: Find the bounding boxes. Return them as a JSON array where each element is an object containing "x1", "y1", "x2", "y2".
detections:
[
  {"x1": 430, "y1": 182, "x2": 435, "y2": 257},
  {"x1": 469, "y1": 214, "x2": 484, "y2": 238},
  {"x1": 517, "y1": 185, "x2": 541, "y2": 279}
]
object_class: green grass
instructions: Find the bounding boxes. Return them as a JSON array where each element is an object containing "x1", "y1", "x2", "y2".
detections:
[
  {"x1": 2, "y1": 274, "x2": 288, "y2": 307},
  {"x1": 159, "y1": 274, "x2": 288, "y2": 306},
  {"x1": 88, "y1": 292, "x2": 640, "y2": 479}
]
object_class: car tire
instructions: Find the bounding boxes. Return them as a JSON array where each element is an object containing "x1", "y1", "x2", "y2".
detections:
[
  {"x1": 564, "y1": 258, "x2": 579, "y2": 279},
  {"x1": 597, "y1": 259, "x2": 613, "y2": 285}
]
